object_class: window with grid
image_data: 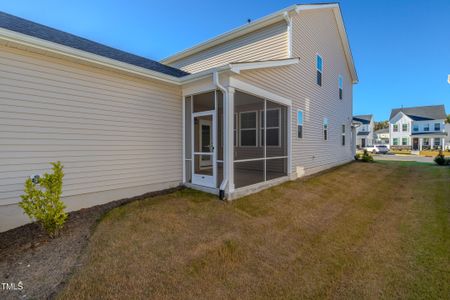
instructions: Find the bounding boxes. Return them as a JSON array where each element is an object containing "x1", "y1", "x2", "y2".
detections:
[
  {"x1": 239, "y1": 111, "x2": 257, "y2": 146},
  {"x1": 323, "y1": 118, "x2": 328, "y2": 141},
  {"x1": 338, "y1": 75, "x2": 343, "y2": 100},
  {"x1": 260, "y1": 109, "x2": 280, "y2": 147},
  {"x1": 297, "y1": 110, "x2": 303, "y2": 139},
  {"x1": 341, "y1": 124, "x2": 345, "y2": 145}
]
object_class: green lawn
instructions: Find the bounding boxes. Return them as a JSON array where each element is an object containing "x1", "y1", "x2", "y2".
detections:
[{"x1": 60, "y1": 161, "x2": 450, "y2": 299}]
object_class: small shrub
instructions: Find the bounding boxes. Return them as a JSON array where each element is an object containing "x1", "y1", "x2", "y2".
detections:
[
  {"x1": 362, "y1": 151, "x2": 374, "y2": 162},
  {"x1": 434, "y1": 151, "x2": 446, "y2": 166},
  {"x1": 354, "y1": 153, "x2": 361, "y2": 161},
  {"x1": 19, "y1": 162, "x2": 67, "y2": 237}
]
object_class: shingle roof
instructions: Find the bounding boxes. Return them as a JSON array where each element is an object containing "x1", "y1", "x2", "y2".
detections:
[
  {"x1": 353, "y1": 114, "x2": 372, "y2": 124},
  {"x1": 389, "y1": 105, "x2": 447, "y2": 121},
  {"x1": 0, "y1": 11, "x2": 189, "y2": 78},
  {"x1": 357, "y1": 131, "x2": 370, "y2": 136}
]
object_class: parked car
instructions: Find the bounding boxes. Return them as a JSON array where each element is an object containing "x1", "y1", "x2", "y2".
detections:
[{"x1": 365, "y1": 144, "x2": 389, "y2": 154}]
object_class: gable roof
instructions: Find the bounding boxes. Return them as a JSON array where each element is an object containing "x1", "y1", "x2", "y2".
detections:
[
  {"x1": 389, "y1": 105, "x2": 447, "y2": 121},
  {"x1": 0, "y1": 11, "x2": 189, "y2": 78},
  {"x1": 353, "y1": 114, "x2": 373, "y2": 124},
  {"x1": 160, "y1": 3, "x2": 358, "y2": 83}
]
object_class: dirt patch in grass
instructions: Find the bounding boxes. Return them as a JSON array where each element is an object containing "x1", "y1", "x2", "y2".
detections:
[
  {"x1": 57, "y1": 162, "x2": 450, "y2": 299},
  {"x1": 0, "y1": 187, "x2": 181, "y2": 300}
]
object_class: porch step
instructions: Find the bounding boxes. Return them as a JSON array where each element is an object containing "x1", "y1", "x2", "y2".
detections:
[{"x1": 411, "y1": 151, "x2": 420, "y2": 155}]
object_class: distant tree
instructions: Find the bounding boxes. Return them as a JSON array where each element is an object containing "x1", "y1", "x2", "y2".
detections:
[
  {"x1": 374, "y1": 120, "x2": 389, "y2": 131},
  {"x1": 446, "y1": 114, "x2": 450, "y2": 124}
]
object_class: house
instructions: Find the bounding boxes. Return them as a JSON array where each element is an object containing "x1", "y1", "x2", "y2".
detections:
[
  {"x1": 0, "y1": 3, "x2": 358, "y2": 232},
  {"x1": 352, "y1": 115, "x2": 374, "y2": 148},
  {"x1": 389, "y1": 105, "x2": 447, "y2": 151},
  {"x1": 374, "y1": 127, "x2": 390, "y2": 145},
  {"x1": 446, "y1": 123, "x2": 450, "y2": 150}
]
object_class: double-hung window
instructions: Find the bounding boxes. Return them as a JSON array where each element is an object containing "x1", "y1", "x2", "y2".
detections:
[
  {"x1": 393, "y1": 138, "x2": 399, "y2": 145},
  {"x1": 424, "y1": 124, "x2": 430, "y2": 131},
  {"x1": 338, "y1": 75, "x2": 343, "y2": 100},
  {"x1": 413, "y1": 124, "x2": 419, "y2": 132},
  {"x1": 393, "y1": 124, "x2": 398, "y2": 132},
  {"x1": 341, "y1": 124, "x2": 345, "y2": 145},
  {"x1": 297, "y1": 110, "x2": 303, "y2": 139},
  {"x1": 323, "y1": 118, "x2": 328, "y2": 141},
  {"x1": 402, "y1": 124, "x2": 408, "y2": 132},
  {"x1": 316, "y1": 54, "x2": 323, "y2": 86},
  {"x1": 402, "y1": 137, "x2": 408, "y2": 145},
  {"x1": 239, "y1": 111, "x2": 257, "y2": 146},
  {"x1": 260, "y1": 108, "x2": 280, "y2": 147},
  {"x1": 434, "y1": 123, "x2": 440, "y2": 131}
]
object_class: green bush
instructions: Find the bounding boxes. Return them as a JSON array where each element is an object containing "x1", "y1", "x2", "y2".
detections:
[
  {"x1": 354, "y1": 153, "x2": 361, "y2": 161},
  {"x1": 19, "y1": 162, "x2": 67, "y2": 237},
  {"x1": 434, "y1": 151, "x2": 446, "y2": 166},
  {"x1": 361, "y1": 150, "x2": 374, "y2": 163}
]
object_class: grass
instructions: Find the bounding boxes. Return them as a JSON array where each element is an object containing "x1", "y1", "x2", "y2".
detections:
[
  {"x1": 59, "y1": 162, "x2": 450, "y2": 299},
  {"x1": 420, "y1": 150, "x2": 450, "y2": 157}
]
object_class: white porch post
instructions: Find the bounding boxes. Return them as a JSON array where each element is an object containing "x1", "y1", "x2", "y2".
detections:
[
  {"x1": 419, "y1": 137, "x2": 423, "y2": 151},
  {"x1": 442, "y1": 138, "x2": 445, "y2": 150},
  {"x1": 227, "y1": 87, "x2": 235, "y2": 194}
]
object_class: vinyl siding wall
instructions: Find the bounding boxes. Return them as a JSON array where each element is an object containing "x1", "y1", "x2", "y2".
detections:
[
  {"x1": 233, "y1": 9, "x2": 354, "y2": 175},
  {"x1": 167, "y1": 21, "x2": 289, "y2": 73},
  {"x1": 0, "y1": 45, "x2": 182, "y2": 230}
]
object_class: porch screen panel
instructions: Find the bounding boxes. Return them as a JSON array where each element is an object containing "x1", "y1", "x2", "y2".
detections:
[
  {"x1": 217, "y1": 90, "x2": 224, "y2": 188},
  {"x1": 185, "y1": 96, "x2": 192, "y2": 182}
]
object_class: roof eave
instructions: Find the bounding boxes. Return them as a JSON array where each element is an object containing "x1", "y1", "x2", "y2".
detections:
[{"x1": 0, "y1": 27, "x2": 183, "y2": 85}]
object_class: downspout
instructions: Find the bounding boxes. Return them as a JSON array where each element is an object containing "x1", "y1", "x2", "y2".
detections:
[
  {"x1": 283, "y1": 12, "x2": 292, "y2": 58},
  {"x1": 213, "y1": 71, "x2": 228, "y2": 200}
]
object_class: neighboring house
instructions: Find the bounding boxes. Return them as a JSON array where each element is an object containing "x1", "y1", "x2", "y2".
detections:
[
  {"x1": 389, "y1": 105, "x2": 447, "y2": 151},
  {"x1": 445, "y1": 123, "x2": 450, "y2": 150},
  {"x1": 352, "y1": 115, "x2": 374, "y2": 148},
  {"x1": 374, "y1": 128, "x2": 390, "y2": 145},
  {"x1": 0, "y1": 3, "x2": 358, "y2": 232}
]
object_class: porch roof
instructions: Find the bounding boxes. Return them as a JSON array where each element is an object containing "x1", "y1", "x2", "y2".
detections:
[{"x1": 411, "y1": 132, "x2": 448, "y2": 137}]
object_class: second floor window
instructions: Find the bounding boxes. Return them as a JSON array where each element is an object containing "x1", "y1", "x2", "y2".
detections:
[
  {"x1": 341, "y1": 124, "x2": 345, "y2": 146},
  {"x1": 424, "y1": 124, "x2": 429, "y2": 131},
  {"x1": 316, "y1": 54, "x2": 323, "y2": 86},
  {"x1": 323, "y1": 118, "x2": 328, "y2": 140},
  {"x1": 393, "y1": 124, "x2": 398, "y2": 132},
  {"x1": 413, "y1": 124, "x2": 419, "y2": 132},
  {"x1": 338, "y1": 75, "x2": 343, "y2": 100},
  {"x1": 402, "y1": 124, "x2": 408, "y2": 132},
  {"x1": 434, "y1": 123, "x2": 441, "y2": 131}
]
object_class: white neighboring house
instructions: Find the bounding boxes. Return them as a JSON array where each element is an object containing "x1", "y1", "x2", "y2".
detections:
[
  {"x1": 446, "y1": 123, "x2": 450, "y2": 150},
  {"x1": 389, "y1": 105, "x2": 447, "y2": 151},
  {"x1": 374, "y1": 127, "x2": 389, "y2": 145},
  {"x1": 352, "y1": 115, "x2": 374, "y2": 148}
]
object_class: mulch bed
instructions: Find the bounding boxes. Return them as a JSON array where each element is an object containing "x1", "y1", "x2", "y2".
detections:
[{"x1": 0, "y1": 187, "x2": 181, "y2": 299}]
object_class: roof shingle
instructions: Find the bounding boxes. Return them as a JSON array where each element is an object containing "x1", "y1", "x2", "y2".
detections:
[
  {"x1": 0, "y1": 11, "x2": 190, "y2": 78},
  {"x1": 389, "y1": 105, "x2": 447, "y2": 121}
]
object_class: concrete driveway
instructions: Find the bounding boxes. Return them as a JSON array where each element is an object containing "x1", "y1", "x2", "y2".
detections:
[{"x1": 373, "y1": 154, "x2": 434, "y2": 163}]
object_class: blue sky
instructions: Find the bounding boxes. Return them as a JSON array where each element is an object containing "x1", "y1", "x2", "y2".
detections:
[{"x1": 1, "y1": 0, "x2": 449, "y2": 121}]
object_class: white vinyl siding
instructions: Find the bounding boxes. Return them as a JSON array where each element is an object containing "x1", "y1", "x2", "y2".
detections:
[
  {"x1": 167, "y1": 21, "x2": 289, "y2": 73},
  {"x1": 0, "y1": 45, "x2": 182, "y2": 206},
  {"x1": 233, "y1": 9, "x2": 354, "y2": 175}
]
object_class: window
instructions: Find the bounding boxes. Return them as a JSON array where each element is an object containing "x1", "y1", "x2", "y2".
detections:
[
  {"x1": 297, "y1": 110, "x2": 303, "y2": 138},
  {"x1": 393, "y1": 124, "x2": 398, "y2": 132},
  {"x1": 402, "y1": 137, "x2": 408, "y2": 145},
  {"x1": 393, "y1": 138, "x2": 399, "y2": 145},
  {"x1": 413, "y1": 124, "x2": 419, "y2": 132},
  {"x1": 341, "y1": 124, "x2": 345, "y2": 146},
  {"x1": 260, "y1": 109, "x2": 280, "y2": 147},
  {"x1": 338, "y1": 75, "x2": 343, "y2": 100},
  {"x1": 434, "y1": 138, "x2": 441, "y2": 146},
  {"x1": 424, "y1": 124, "x2": 429, "y2": 131},
  {"x1": 239, "y1": 111, "x2": 257, "y2": 146},
  {"x1": 402, "y1": 124, "x2": 408, "y2": 132},
  {"x1": 434, "y1": 123, "x2": 441, "y2": 131},
  {"x1": 323, "y1": 118, "x2": 328, "y2": 141},
  {"x1": 316, "y1": 54, "x2": 323, "y2": 86},
  {"x1": 423, "y1": 138, "x2": 430, "y2": 146}
]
